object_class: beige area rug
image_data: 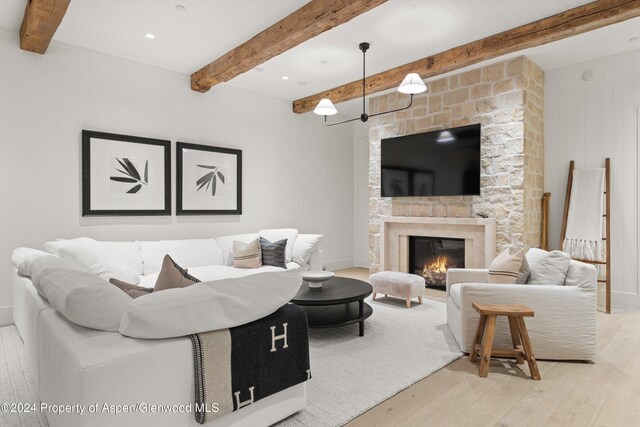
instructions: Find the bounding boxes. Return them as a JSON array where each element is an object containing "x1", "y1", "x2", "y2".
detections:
[{"x1": 277, "y1": 296, "x2": 463, "y2": 427}]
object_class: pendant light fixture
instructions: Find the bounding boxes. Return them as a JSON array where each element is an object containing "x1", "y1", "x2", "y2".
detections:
[{"x1": 314, "y1": 42, "x2": 426, "y2": 126}]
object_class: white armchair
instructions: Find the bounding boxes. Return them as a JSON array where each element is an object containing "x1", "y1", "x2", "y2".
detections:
[{"x1": 446, "y1": 248, "x2": 597, "y2": 361}]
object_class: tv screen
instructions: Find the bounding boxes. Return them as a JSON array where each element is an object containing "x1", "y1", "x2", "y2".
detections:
[{"x1": 381, "y1": 123, "x2": 481, "y2": 197}]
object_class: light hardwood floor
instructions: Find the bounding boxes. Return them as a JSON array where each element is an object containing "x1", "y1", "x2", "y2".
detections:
[{"x1": 337, "y1": 268, "x2": 640, "y2": 427}]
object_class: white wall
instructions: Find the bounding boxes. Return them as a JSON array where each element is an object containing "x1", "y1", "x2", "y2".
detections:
[
  {"x1": 0, "y1": 31, "x2": 355, "y2": 324},
  {"x1": 545, "y1": 49, "x2": 640, "y2": 311},
  {"x1": 353, "y1": 121, "x2": 369, "y2": 268}
]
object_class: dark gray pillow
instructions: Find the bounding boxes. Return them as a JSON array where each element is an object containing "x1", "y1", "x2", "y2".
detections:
[{"x1": 260, "y1": 237, "x2": 287, "y2": 269}]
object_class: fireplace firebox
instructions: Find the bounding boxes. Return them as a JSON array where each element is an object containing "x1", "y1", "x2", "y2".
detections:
[{"x1": 409, "y1": 236, "x2": 465, "y2": 287}]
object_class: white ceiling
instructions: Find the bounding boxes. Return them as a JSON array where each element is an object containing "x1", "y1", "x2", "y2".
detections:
[{"x1": 1, "y1": 0, "x2": 639, "y2": 116}]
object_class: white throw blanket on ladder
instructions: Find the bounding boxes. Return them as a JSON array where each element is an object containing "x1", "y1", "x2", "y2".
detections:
[{"x1": 562, "y1": 168, "x2": 605, "y2": 261}]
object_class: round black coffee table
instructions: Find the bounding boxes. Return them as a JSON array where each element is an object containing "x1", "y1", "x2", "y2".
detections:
[{"x1": 291, "y1": 277, "x2": 373, "y2": 336}]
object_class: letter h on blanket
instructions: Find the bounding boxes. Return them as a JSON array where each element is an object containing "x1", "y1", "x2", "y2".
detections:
[{"x1": 270, "y1": 322, "x2": 289, "y2": 352}]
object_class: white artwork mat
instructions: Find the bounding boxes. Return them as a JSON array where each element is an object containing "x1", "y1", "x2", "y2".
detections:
[
  {"x1": 180, "y1": 148, "x2": 238, "y2": 211},
  {"x1": 89, "y1": 138, "x2": 166, "y2": 211}
]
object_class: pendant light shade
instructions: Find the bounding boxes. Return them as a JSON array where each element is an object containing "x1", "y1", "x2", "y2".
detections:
[
  {"x1": 314, "y1": 98, "x2": 338, "y2": 116},
  {"x1": 315, "y1": 43, "x2": 425, "y2": 126},
  {"x1": 398, "y1": 73, "x2": 427, "y2": 94}
]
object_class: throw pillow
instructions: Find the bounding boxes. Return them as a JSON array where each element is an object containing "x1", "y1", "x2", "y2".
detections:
[
  {"x1": 488, "y1": 248, "x2": 525, "y2": 284},
  {"x1": 154, "y1": 255, "x2": 201, "y2": 292},
  {"x1": 109, "y1": 278, "x2": 153, "y2": 299},
  {"x1": 260, "y1": 237, "x2": 287, "y2": 269},
  {"x1": 112, "y1": 255, "x2": 201, "y2": 297},
  {"x1": 516, "y1": 256, "x2": 530, "y2": 284},
  {"x1": 259, "y1": 229, "x2": 298, "y2": 263},
  {"x1": 527, "y1": 250, "x2": 571, "y2": 286},
  {"x1": 233, "y1": 238, "x2": 262, "y2": 269}
]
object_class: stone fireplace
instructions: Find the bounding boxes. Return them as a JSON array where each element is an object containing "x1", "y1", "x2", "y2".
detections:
[
  {"x1": 369, "y1": 55, "x2": 544, "y2": 274},
  {"x1": 380, "y1": 216, "x2": 496, "y2": 279},
  {"x1": 409, "y1": 236, "x2": 465, "y2": 287}
]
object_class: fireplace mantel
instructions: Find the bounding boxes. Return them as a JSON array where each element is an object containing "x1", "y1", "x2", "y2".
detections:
[{"x1": 380, "y1": 216, "x2": 496, "y2": 272}]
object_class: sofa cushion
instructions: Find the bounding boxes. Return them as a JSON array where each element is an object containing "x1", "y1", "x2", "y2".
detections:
[
  {"x1": 292, "y1": 234, "x2": 323, "y2": 266},
  {"x1": 259, "y1": 229, "x2": 298, "y2": 263},
  {"x1": 38, "y1": 268, "x2": 131, "y2": 332},
  {"x1": 527, "y1": 250, "x2": 571, "y2": 286},
  {"x1": 58, "y1": 242, "x2": 141, "y2": 284},
  {"x1": 449, "y1": 283, "x2": 462, "y2": 308},
  {"x1": 43, "y1": 237, "x2": 95, "y2": 255},
  {"x1": 233, "y1": 238, "x2": 262, "y2": 269},
  {"x1": 28, "y1": 254, "x2": 83, "y2": 293},
  {"x1": 119, "y1": 270, "x2": 303, "y2": 339},
  {"x1": 564, "y1": 259, "x2": 597, "y2": 290},
  {"x1": 260, "y1": 237, "x2": 287, "y2": 269},
  {"x1": 215, "y1": 233, "x2": 259, "y2": 266},
  {"x1": 138, "y1": 238, "x2": 224, "y2": 275},
  {"x1": 12, "y1": 247, "x2": 55, "y2": 276},
  {"x1": 525, "y1": 247, "x2": 550, "y2": 265},
  {"x1": 93, "y1": 241, "x2": 143, "y2": 275}
]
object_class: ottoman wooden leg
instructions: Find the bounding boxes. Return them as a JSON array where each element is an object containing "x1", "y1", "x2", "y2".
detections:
[
  {"x1": 372, "y1": 293, "x2": 377, "y2": 301},
  {"x1": 406, "y1": 298, "x2": 411, "y2": 308},
  {"x1": 418, "y1": 296, "x2": 423, "y2": 304},
  {"x1": 479, "y1": 315, "x2": 497, "y2": 378}
]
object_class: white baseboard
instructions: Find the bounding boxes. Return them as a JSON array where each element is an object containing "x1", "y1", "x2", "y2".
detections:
[
  {"x1": 0, "y1": 305, "x2": 13, "y2": 327},
  {"x1": 611, "y1": 291, "x2": 639, "y2": 311},
  {"x1": 354, "y1": 258, "x2": 369, "y2": 269},
  {"x1": 325, "y1": 259, "x2": 356, "y2": 271}
]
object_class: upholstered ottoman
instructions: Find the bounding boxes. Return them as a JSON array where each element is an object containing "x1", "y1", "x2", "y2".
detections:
[{"x1": 369, "y1": 271, "x2": 425, "y2": 308}]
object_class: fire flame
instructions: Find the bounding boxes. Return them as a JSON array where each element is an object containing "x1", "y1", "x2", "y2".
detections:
[{"x1": 423, "y1": 256, "x2": 448, "y2": 274}]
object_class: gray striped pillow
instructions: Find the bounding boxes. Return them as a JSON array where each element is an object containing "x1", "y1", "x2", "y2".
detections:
[
  {"x1": 488, "y1": 249, "x2": 525, "y2": 284},
  {"x1": 233, "y1": 239, "x2": 262, "y2": 269},
  {"x1": 260, "y1": 237, "x2": 287, "y2": 269}
]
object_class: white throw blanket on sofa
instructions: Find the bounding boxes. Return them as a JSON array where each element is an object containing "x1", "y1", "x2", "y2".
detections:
[{"x1": 562, "y1": 168, "x2": 605, "y2": 261}]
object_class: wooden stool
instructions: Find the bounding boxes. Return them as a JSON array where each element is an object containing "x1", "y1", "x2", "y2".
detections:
[{"x1": 469, "y1": 303, "x2": 541, "y2": 380}]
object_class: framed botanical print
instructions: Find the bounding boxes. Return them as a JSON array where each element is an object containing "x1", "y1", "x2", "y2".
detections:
[
  {"x1": 176, "y1": 142, "x2": 242, "y2": 215},
  {"x1": 82, "y1": 130, "x2": 171, "y2": 216}
]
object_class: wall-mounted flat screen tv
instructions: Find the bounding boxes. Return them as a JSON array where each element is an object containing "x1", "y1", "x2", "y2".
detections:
[{"x1": 381, "y1": 123, "x2": 481, "y2": 197}]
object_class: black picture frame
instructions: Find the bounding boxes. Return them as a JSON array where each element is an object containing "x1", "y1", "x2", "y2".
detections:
[
  {"x1": 176, "y1": 142, "x2": 242, "y2": 215},
  {"x1": 82, "y1": 130, "x2": 171, "y2": 216}
]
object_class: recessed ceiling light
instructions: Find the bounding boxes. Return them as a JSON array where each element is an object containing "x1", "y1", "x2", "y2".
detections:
[
  {"x1": 297, "y1": 81, "x2": 308, "y2": 86},
  {"x1": 145, "y1": 33, "x2": 156, "y2": 40},
  {"x1": 320, "y1": 60, "x2": 328, "y2": 64},
  {"x1": 175, "y1": 4, "x2": 186, "y2": 11},
  {"x1": 629, "y1": 36, "x2": 640, "y2": 42},
  {"x1": 281, "y1": 76, "x2": 289, "y2": 80}
]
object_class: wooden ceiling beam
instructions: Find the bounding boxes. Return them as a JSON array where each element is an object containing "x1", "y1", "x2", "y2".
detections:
[
  {"x1": 293, "y1": 0, "x2": 640, "y2": 113},
  {"x1": 191, "y1": 0, "x2": 388, "y2": 93},
  {"x1": 20, "y1": 0, "x2": 72, "y2": 54}
]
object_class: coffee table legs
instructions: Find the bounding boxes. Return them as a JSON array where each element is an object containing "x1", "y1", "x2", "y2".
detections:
[{"x1": 358, "y1": 299, "x2": 365, "y2": 336}]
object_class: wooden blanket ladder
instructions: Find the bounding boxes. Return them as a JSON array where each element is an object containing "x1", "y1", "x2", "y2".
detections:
[{"x1": 560, "y1": 158, "x2": 611, "y2": 314}]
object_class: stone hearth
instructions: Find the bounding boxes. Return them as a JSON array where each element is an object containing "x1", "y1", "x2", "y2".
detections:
[{"x1": 380, "y1": 216, "x2": 496, "y2": 273}]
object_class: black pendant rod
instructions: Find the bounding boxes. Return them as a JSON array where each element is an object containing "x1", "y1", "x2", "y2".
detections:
[{"x1": 323, "y1": 41, "x2": 415, "y2": 127}]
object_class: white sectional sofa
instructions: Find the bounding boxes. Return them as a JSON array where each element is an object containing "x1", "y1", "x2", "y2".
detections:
[
  {"x1": 12, "y1": 231, "x2": 323, "y2": 427},
  {"x1": 446, "y1": 248, "x2": 597, "y2": 361}
]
